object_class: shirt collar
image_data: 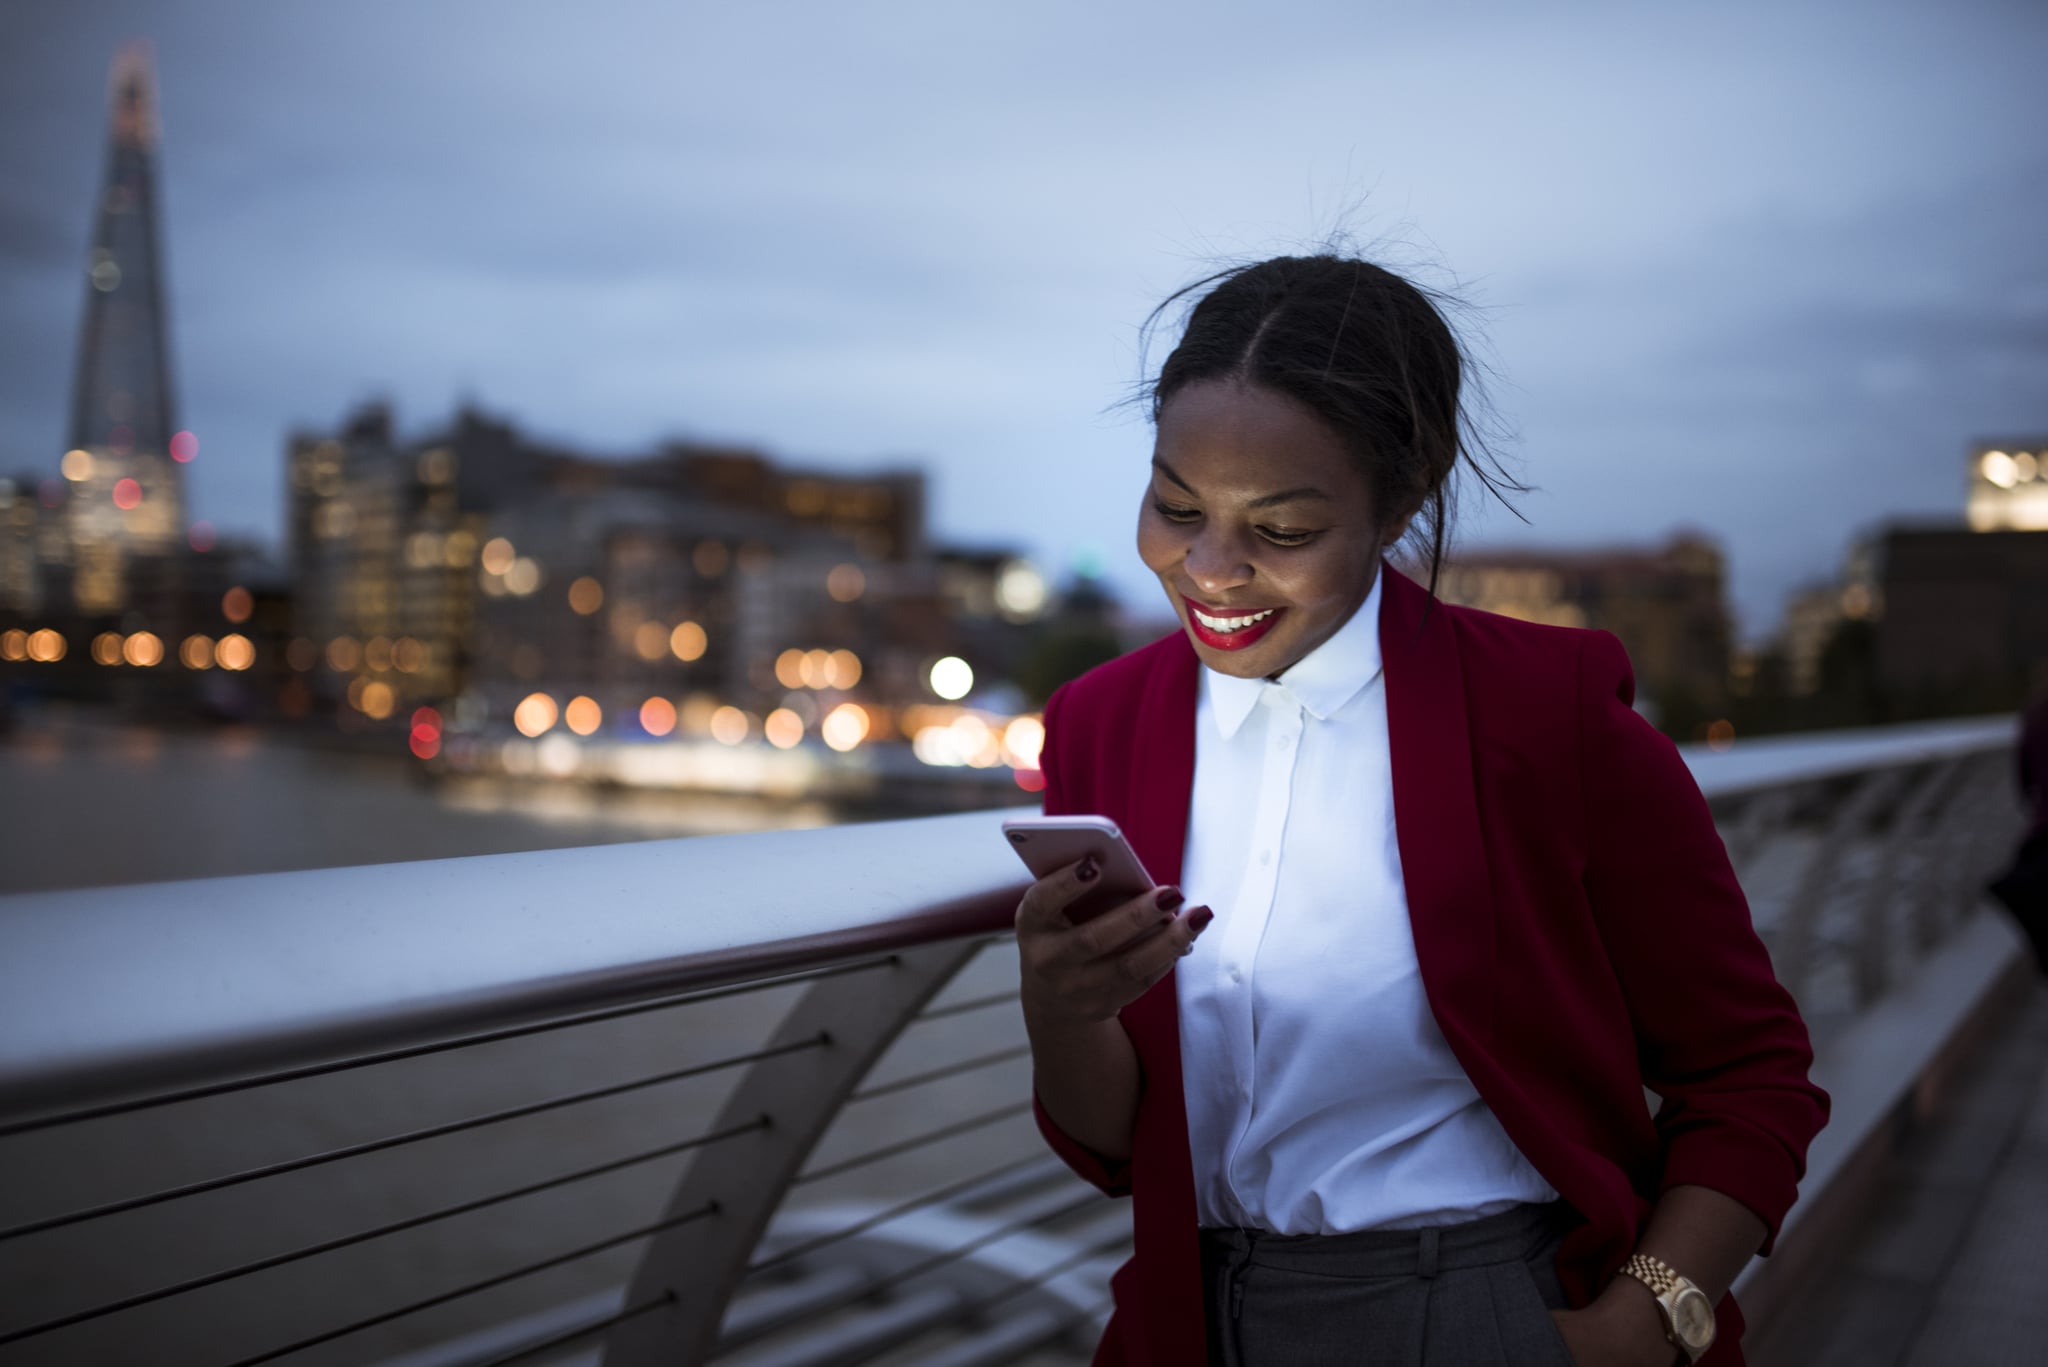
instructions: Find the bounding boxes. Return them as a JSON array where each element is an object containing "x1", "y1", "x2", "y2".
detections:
[{"x1": 1204, "y1": 569, "x2": 1386, "y2": 738}]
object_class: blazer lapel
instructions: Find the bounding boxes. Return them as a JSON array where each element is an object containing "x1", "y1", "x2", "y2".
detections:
[{"x1": 1380, "y1": 563, "x2": 1501, "y2": 1062}]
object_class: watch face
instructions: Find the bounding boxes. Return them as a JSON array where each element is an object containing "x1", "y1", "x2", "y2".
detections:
[{"x1": 1672, "y1": 1288, "x2": 1716, "y2": 1348}]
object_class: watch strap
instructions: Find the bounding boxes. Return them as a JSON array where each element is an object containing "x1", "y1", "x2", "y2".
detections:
[{"x1": 1619, "y1": 1253, "x2": 1712, "y2": 1364}]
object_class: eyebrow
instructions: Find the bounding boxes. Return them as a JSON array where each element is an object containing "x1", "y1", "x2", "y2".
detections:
[{"x1": 1151, "y1": 457, "x2": 1334, "y2": 509}]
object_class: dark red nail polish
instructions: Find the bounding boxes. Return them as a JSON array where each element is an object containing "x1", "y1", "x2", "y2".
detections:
[
  {"x1": 1077, "y1": 857, "x2": 1099, "y2": 883},
  {"x1": 1156, "y1": 887, "x2": 1185, "y2": 912},
  {"x1": 1190, "y1": 906, "x2": 1214, "y2": 932}
]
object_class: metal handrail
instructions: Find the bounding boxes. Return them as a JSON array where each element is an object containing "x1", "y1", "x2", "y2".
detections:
[
  {"x1": 0, "y1": 713, "x2": 2023, "y2": 1367},
  {"x1": 0, "y1": 716, "x2": 2016, "y2": 1134}
]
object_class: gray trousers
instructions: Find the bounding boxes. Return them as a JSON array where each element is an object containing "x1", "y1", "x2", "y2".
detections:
[{"x1": 1199, "y1": 1201, "x2": 1578, "y2": 1367}]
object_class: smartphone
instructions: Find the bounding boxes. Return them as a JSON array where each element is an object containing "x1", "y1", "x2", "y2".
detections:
[{"x1": 1002, "y1": 814, "x2": 1155, "y2": 922}]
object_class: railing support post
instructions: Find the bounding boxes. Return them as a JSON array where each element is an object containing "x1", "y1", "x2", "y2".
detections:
[{"x1": 601, "y1": 939, "x2": 990, "y2": 1367}]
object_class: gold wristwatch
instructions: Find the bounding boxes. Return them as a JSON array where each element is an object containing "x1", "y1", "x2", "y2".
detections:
[{"x1": 1619, "y1": 1253, "x2": 1716, "y2": 1363}]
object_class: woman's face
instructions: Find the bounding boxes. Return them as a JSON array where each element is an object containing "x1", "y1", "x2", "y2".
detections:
[{"x1": 1137, "y1": 379, "x2": 1404, "y2": 680}]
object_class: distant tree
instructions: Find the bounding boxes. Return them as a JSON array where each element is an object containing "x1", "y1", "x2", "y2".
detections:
[{"x1": 1018, "y1": 623, "x2": 1125, "y2": 708}]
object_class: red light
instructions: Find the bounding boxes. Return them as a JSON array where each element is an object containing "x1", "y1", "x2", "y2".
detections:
[
  {"x1": 170, "y1": 430, "x2": 199, "y2": 463},
  {"x1": 411, "y1": 706, "x2": 442, "y2": 732},
  {"x1": 410, "y1": 731, "x2": 441, "y2": 760},
  {"x1": 112, "y1": 478, "x2": 142, "y2": 510},
  {"x1": 189, "y1": 520, "x2": 217, "y2": 552},
  {"x1": 1014, "y1": 768, "x2": 1046, "y2": 793}
]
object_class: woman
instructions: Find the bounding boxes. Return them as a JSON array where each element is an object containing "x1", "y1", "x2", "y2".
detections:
[{"x1": 1014, "y1": 255, "x2": 1828, "y2": 1367}]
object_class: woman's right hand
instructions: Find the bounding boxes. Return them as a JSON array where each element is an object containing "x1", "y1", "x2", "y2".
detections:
[{"x1": 1014, "y1": 857, "x2": 1213, "y2": 1027}]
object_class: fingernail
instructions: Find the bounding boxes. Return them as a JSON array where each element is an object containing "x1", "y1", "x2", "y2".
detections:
[
  {"x1": 1190, "y1": 906, "x2": 1214, "y2": 932},
  {"x1": 1155, "y1": 887, "x2": 1185, "y2": 913},
  {"x1": 1076, "y1": 857, "x2": 1099, "y2": 883}
]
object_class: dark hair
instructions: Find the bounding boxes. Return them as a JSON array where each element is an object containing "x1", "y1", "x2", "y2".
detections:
[{"x1": 1145, "y1": 254, "x2": 1521, "y2": 597}]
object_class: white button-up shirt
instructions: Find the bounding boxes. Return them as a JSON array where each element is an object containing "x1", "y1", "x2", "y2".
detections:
[{"x1": 1177, "y1": 570, "x2": 1558, "y2": 1234}]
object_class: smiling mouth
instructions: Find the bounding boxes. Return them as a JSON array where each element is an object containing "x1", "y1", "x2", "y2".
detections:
[
  {"x1": 1189, "y1": 605, "x2": 1276, "y2": 633},
  {"x1": 1182, "y1": 597, "x2": 1286, "y2": 651}
]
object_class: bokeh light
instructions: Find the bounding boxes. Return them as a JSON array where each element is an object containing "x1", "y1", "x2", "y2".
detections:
[
  {"x1": 221, "y1": 586, "x2": 253, "y2": 623},
  {"x1": 639, "y1": 696, "x2": 677, "y2": 736},
  {"x1": 215, "y1": 634, "x2": 255, "y2": 671},
  {"x1": 709, "y1": 705, "x2": 750, "y2": 745},
  {"x1": 764, "y1": 707, "x2": 804, "y2": 749},
  {"x1": 568, "y1": 576, "x2": 604, "y2": 615},
  {"x1": 479, "y1": 537, "x2": 516, "y2": 576},
  {"x1": 826, "y1": 563, "x2": 866, "y2": 602},
  {"x1": 514, "y1": 692, "x2": 559, "y2": 737},
  {"x1": 669, "y1": 621, "x2": 707, "y2": 662},
  {"x1": 821, "y1": 702, "x2": 870, "y2": 752},
  {"x1": 26, "y1": 629, "x2": 66, "y2": 662},
  {"x1": 633, "y1": 621, "x2": 668, "y2": 661},
  {"x1": 359, "y1": 681, "x2": 395, "y2": 719},
  {"x1": 122, "y1": 631, "x2": 163, "y2": 667},
  {"x1": 564, "y1": 695, "x2": 602, "y2": 736},
  {"x1": 93, "y1": 632, "x2": 125, "y2": 665},
  {"x1": 929, "y1": 656, "x2": 973, "y2": 700},
  {"x1": 180, "y1": 634, "x2": 214, "y2": 669},
  {"x1": 60, "y1": 449, "x2": 94, "y2": 481},
  {"x1": 111, "y1": 478, "x2": 142, "y2": 510},
  {"x1": 169, "y1": 430, "x2": 198, "y2": 463}
]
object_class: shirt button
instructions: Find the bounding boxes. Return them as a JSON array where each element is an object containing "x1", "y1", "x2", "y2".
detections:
[
  {"x1": 1230, "y1": 968, "x2": 1244, "y2": 983},
  {"x1": 1259, "y1": 849, "x2": 1273, "y2": 866}
]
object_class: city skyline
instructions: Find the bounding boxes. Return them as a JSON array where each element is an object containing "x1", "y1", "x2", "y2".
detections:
[{"x1": 2, "y1": 3, "x2": 2044, "y2": 638}]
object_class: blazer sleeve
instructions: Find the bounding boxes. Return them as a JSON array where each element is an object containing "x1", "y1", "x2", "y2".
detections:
[
  {"x1": 1026, "y1": 681, "x2": 1137, "y2": 1198},
  {"x1": 1577, "y1": 632, "x2": 1830, "y2": 1253}
]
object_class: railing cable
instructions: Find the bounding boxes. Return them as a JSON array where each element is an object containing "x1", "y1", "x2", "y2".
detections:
[
  {"x1": 747, "y1": 1150, "x2": 1060, "y2": 1278},
  {"x1": 217, "y1": 1200, "x2": 721, "y2": 1367},
  {"x1": 0, "y1": 955, "x2": 894, "y2": 1139},
  {"x1": 0, "y1": 1118, "x2": 766, "y2": 1347},
  {"x1": 846, "y1": 1044, "x2": 1032, "y2": 1103},
  {"x1": 790, "y1": 1099, "x2": 1032, "y2": 1187},
  {"x1": 915, "y1": 988, "x2": 1019, "y2": 1022},
  {"x1": 0, "y1": 1035, "x2": 824, "y2": 1242}
]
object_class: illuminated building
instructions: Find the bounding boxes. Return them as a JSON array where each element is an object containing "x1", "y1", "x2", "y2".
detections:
[
  {"x1": 58, "y1": 44, "x2": 189, "y2": 616},
  {"x1": 287, "y1": 403, "x2": 1046, "y2": 730},
  {"x1": 1967, "y1": 438, "x2": 2048, "y2": 532},
  {"x1": 1435, "y1": 534, "x2": 1733, "y2": 722},
  {"x1": 1868, "y1": 443, "x2": 2048, "y2": 706}
]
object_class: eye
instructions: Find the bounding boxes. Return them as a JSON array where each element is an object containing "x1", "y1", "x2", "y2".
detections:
[
  {"x1": 1257, "y1": 527, "x2": 1317, "y2": 547},
  {"x1": 1151, "y1": 498, "x2": 1200, "y2": 522}
]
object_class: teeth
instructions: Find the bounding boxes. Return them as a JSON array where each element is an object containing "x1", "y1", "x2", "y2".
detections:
[{"x1": 1191, "y1": 607, "x2": 1276, "y2": 633}]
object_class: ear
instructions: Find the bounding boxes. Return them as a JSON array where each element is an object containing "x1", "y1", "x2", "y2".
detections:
[{"x1": 1380, "y1": 497, "x2": 1424, "y2": 547}]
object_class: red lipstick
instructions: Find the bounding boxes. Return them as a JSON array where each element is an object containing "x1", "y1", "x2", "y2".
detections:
[{"x1": 1182, "y1": 595, "x2": 1285, "y2": 652}]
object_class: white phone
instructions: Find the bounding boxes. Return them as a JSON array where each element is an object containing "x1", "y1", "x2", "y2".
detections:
[{"x1": 1002, "y1": 814, "x2": 1156, "y2": 922}]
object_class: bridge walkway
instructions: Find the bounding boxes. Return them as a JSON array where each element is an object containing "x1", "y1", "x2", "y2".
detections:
[{"x1": 1756, "y1": 978, "x2": 2048, "y2": 1367}]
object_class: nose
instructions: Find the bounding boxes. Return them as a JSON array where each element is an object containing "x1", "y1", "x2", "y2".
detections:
[{"x1": 1183, "y1": 527, "x2": 1253, "y2": 597}]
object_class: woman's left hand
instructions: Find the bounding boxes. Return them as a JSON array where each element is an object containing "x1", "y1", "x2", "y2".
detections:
[{"x1": 1549, "y1": 1300, "x2": 1681, "y2": 1367}]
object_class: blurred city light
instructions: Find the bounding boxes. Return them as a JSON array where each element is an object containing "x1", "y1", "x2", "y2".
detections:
[
  {"x1": 826, "y1": 563, "x2": 865, "y2": 602},
  {"x1": 821, "y1": 703, "x2": 869, "y2": 752},
  {"x1": 669, "y1": 621, "x2": 707, "y2": 662},
  {"x1": 764, "y1": 708, "x2": 804, "y2": 749},
  {"x1": 221, "y1": 586, "x2": 252, "y2": 623},
  {"x1": 929, "y1": 656, "x2": 973, "y2": 700},
  {"x1": 215, "y1": 634, "x2": 255, "y2": 671},
  {"x1": 513, "y1": 692, "x2": 559, "y2": 737},
  {"x1": 639, "y1": 696, "x2": 677, "y2": 736},
  {"x1": 710, "y1": 705, "x2": 750, "y2": 745},
  {"x1": 564, "y1": 695, "x2": 602, "y2": 736},
  {"x1": 568, "y1": 576, "x2": 604, "y2": 615},
  {"x1": 179, "y1": 634, "x2": 214, "y2": 669},
  {"x1": 122, "y1": 631, "x2": 163, "y2": 667}
]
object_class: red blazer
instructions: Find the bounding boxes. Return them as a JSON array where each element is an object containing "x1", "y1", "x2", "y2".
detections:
[{"x1": 1032, "y1": 564, "x2": 1828, "y2": 1367}]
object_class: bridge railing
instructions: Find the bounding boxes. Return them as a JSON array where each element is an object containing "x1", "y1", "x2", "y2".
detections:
[{"x1": 0, "y1": 716, "x2": 2025, "y2": 1367}]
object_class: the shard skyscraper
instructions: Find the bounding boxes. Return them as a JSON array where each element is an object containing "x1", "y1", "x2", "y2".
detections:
[{"x1": 62, "y1": 42, "x2": 186, "y2": 615}]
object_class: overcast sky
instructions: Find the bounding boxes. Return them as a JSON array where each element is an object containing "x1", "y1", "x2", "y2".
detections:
[{"x1": 3, "y1": 1, "x2": 2043, "y2": 637}]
